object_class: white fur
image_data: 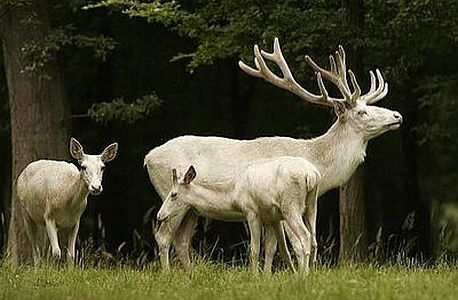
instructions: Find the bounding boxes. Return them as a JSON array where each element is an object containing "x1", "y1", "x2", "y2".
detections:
[
  {"x1": 146, "y1": 105, "x2": 401, "y2": 270},
  {"x1": 17, "y1": 138, "x2": 118, "y2": 264},
  {"x1": 157, "y1": 157, "x2": 320, "y2": 272},
  {"x1": 146, "y1": 41, "x2": 403, "y2": 271}
]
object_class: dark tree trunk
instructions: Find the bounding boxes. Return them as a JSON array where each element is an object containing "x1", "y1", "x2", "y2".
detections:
[
  {"x1": 1, "y1": 1, "x2": 70, "y2": 264},
  {"x1": 339, "y1": 166, "x2": 367, "y2": 261},
  {"x1": 400, "y1": 88, "x2": 432, "y2": 259},
  {"x1": 229, "y1": 61, "x2": 254, "y2": 139},
  {"x1": 338, "y1": 0, "x2": 368, "y2": 262}
]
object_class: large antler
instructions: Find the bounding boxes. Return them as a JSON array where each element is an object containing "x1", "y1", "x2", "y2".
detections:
[{"x1": 239, "y1": 38, "x2": 388, "y2": 107}]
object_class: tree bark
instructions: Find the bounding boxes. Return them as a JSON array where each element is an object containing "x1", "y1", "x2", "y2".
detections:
[
  {"x1": 1, "y1": 1, "x2": 70, "y2": 264},
  {"x1": 339, "y1": 0, "x2": 368, "y2": 262},
  {"x1": 339, "y1": 166, "x2": 367, "y2": 261}
]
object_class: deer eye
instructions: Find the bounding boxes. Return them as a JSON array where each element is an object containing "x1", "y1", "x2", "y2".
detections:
[
  {"x1": 81, "y1": 166, "x2": 87, "y2": 171},
  {"x1": 357, "y1": 110, "x2": 368, "y2": 117},
  {"x1": 171, "y1": 192, "x2": 178, "y2": 199}
]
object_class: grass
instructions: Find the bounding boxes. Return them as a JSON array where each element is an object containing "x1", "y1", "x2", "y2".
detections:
[{"x1": 0, "y1": 261, "x2": 457, "y2": 300}]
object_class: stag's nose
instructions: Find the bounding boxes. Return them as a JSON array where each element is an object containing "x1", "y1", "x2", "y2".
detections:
[
  {"x1": 90, "y1": 185, "x2": 103, "y2": 195},
  {"x1": 393, "y1": 112, "x2": 403, "y2": 123}
]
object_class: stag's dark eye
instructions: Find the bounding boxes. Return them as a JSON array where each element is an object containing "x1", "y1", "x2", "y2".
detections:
[
  {"x1": 358, "y1": 110, "x2": 368, "y2": 117},
  {"x1": 171, "y1": 192, "x2": 178, "y2": 199},
  {"x1": 81, "y1": 166, "x2": 87, "y2": 171}
]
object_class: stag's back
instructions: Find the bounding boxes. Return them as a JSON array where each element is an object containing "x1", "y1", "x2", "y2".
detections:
[{"x1": 144, "y1": 135, "x2": 311, "y2": 200}]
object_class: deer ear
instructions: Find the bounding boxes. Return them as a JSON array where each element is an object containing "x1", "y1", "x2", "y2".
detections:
[
  {"x1": 172, "y1": 169, "x2": 178, "y2": 186},
  {"x1": 101, "y1": 143, "x2": 118, "y2": 163},
  {"x1": 70, "y1": 138, "x2": 84, "y2": 160},
  {"x1": 183, "y1": 165, "x2": 196, "y2": 185},
  {"x1": 332, "y1": 101, "x2": 347, "y2": 117}
]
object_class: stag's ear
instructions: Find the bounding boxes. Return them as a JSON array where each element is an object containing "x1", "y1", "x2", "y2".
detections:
[
  {"x1": 332, "y1": 101, "x2": 348, "y2": 118},
  {"x1": 101, "y1": 143, "x2": 118, "y2": 163},
  {"x1": 183, "y1": 165, "x2": 197, "y2": 185},
  {"x1": 70, "y1": 138, "x2": 84, "y2": 160},
  {"x1": 171, "y1": 169, "x2": 178, "y2": 186}
]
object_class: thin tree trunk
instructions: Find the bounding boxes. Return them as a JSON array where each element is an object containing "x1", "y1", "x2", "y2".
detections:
[
  {"x1": 1, "y1": 1, "x2": 70, "y2": 265},
  {"x1": 339, "y1": 0, "x2": 368, "y2": 262}
]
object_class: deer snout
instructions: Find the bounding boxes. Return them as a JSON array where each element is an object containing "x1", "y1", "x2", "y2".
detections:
[
  {"x1": 157, "y1": 211, "x2": 167, "y2": 222},
  {"x1": 393, "y1": 112, "x2": 403, "y2": 124},
  {"x1": 89, "y1": 184, "x2": 103, "y2": 195}
]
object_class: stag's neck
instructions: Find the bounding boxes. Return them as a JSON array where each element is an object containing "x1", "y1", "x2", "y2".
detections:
[{"x1": 306, "y1": 119, "x2": 367, "y2": 193}]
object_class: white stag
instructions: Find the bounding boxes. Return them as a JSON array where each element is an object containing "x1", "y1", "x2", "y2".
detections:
[
  {"x1": 157, "y1": 157, "x2": 320, "y2": 272},
  {"x1": 17, "y1": 138, "x2": 118, "y2": 264},
  {"x1": 145, "y1": 38, "x2": 402, "y2": 270}
]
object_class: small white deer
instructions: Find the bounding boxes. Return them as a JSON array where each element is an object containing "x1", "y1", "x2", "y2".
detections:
[
  {"x1": 157, "y1": 156, "x2": 320, "y2": 273},
  {"x1": 17, "y1": 138, "x2": 118, "y2": 264}
]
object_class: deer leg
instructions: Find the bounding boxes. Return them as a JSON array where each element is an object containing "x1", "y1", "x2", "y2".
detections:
[
  {"x1": 66, "y1": 221, "x2": 80, "y2": 265},
  {"x1": 305, "y1": 187, "x2": 319, "y2": 267},
  {"x1": 284, "y1": 212, "x2": 311, "y2": 273},
  {"x1": 283, "y1": 222, "x2": 305, "y2": 267},
  {"x1": 247, "y1": 213, "x2": 261, "y2": 273},
  {"x1": 155, "y1": 207, "x2": 189, "y2": 271},
  {"x1": 263, "y1": 224, "x2": 277, "y2": 273},
  {"x1": 44, "y1": 216, "x2": 61, "y2": 260},
  {"x1": 174, "y1": 211, "x2": 198, "y2": 270},
  {"x1": 273, "y1": 222, "x2": 296, "y2": 273},
  {"x1": 23, "y1": 212, "x2": 40, "y2": 265}
]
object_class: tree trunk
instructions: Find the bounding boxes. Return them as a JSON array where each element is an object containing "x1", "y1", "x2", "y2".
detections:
[
  {"x1": 339, "y1": 166, "x2": 367, "y2": 261},
  {"x1": 1, "y1": 1, "x2": 70, "y2": 264},
  {"x1": 339, "y1": 0, "x2": 368, "y2": 262}
]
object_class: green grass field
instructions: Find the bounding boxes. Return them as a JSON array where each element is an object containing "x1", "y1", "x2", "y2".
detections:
[{"x1": 1, "y1": 262, "x2": 457, "y2": 300}]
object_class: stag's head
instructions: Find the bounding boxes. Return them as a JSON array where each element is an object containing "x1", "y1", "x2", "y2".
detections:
[
  {"x1": 70, "y1": 137, "x2": 118, "y2": 195},
  {"x1": 157, "y1": 166, "x2": 196, "y2": 222},
  {"x1": 239, "y1": 38, "x2": 402, "y2": 140}
]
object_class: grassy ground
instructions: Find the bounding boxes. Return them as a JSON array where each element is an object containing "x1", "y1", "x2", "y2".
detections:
[{"x1": 0, "y1": 262, "x2": 457, "y2": 300}]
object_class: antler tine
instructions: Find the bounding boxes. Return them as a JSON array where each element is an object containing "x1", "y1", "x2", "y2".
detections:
[
  {"x1": 305, "y1": 48, "x2": 352, "y2": 101},
  {"x1": 329, "y1": 55, "x2": 337, "y2": 74},
  {"x1": 336, "y1": 46, "x2": 350, "y2": 94},
  {"x1": 316, "y1": 72, "x2": 330, "y2": 102},
  {"x1": 361, "y1": 69, "x2": 388, "y2": 104},
  {"x1": 368, "y1": 70, "x2": 376, "y2": 94},
  {"x1": 238, "y1": 50, "x2": 263, "y2": 78},
  {"x1": 370, "y1": 83, "x2": 389, "y2": 103},
  {"x1": 239, "y1": 38, "x2": 334, "y2": 107},
  {"x1": 348, "y1": 70, "x2": 361, "y2": 103}
]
